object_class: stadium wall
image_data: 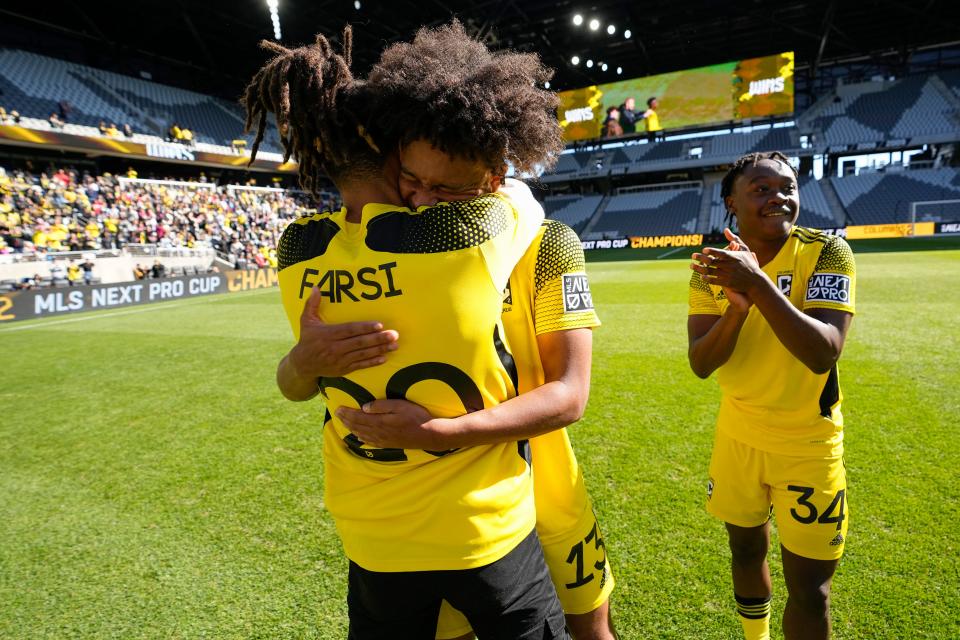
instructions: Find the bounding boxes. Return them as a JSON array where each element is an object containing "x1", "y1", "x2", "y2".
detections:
[{"x1": 0, "y1": 268, "x2": 277, "y2": 323}]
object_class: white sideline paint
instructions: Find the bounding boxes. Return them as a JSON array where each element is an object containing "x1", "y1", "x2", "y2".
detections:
[{"x1": 0, "y1": 288, "x2": 275, "y2": 333}]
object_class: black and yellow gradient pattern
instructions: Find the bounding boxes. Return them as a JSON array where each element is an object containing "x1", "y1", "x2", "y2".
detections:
[
  {"x1": 365, "y1": 194, "x2": 511, "y2": 254},
  {"x1": 531, "y1": 220, "x2": 598, "y2": 335}
]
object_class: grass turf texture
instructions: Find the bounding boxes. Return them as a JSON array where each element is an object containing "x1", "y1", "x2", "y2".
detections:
[{"x1": 2, "y1": 250, "x2": 957, "y2": 639}]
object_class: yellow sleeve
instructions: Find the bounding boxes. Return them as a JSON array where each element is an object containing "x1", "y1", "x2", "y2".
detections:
[
  {"x1": 688, "y1": 271, "x2": 721, "y2": 316},
  {"x1": 483, "y1": 179, "x2": 545, "y2": 292},
  {"x1": 533, "y1": 221, "x2": 600, "y2": 335},
  {"x1": 803, "y1": 235, "x2": 856, "y2": 314}
]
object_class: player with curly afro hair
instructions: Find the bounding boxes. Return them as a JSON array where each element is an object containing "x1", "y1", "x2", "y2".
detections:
[{"x1": 333, "y1": 20, "x2": 619, "y2": 640}]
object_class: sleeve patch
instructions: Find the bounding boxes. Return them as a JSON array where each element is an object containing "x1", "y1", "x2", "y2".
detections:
[
  {"x1": 805, "y1": 273, "x2": 852, "y2": 304},
  {"x1": 562, "y1": 273, "x2": 594, "y2": 312}
]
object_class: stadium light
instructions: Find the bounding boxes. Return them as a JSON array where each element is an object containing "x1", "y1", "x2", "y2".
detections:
[
  {"x1": 589, "y1": 18, "x2": 600, "y2": 31},
  {"x1": 267, "y1": 0, "x2": 281, "y2": 40},
  {"x1": 586, "y1": 59, "x2": 594, "y2": 68},
  {"x1": 544, "y1": 81, "x2": 551, "y2": 89},
  {"x1": 607, "y1": 24, "x2": 616, "y2": 35},
  {"x1": 571, "y1": 55, "x2": 580, "y2": 65},
  {"x1": 354, "y1": 0, "x2": 361, "y2": 9},
  {"x1": 624, "y1": 29, "x2": 632, "y2": 39},
  {"x1": 617, "y1": 66, "x2": 623, "y2": 75},
  {"x1": 572, "y1": 14, "x2": 583, "y2": 26},
  {"x1": 601, "y1": 63, "x2": 608, "y2": 71}
]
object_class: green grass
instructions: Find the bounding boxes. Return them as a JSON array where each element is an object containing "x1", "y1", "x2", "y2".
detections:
[{"x1": 2, "y1": 250, "x2": 958, "y2": 639}]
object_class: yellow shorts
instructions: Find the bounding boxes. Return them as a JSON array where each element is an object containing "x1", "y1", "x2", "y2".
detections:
[
  {"x1": 707, "y1": 429, "x2": 849, "y2": 561},
  {"x1": 435, "y1": 430, "x2": 615, "y2": 639}
]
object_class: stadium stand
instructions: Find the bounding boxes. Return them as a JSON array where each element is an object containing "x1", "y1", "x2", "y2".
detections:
[
  {"x1": 0, "y1": 48, "x2": 284, "y2": 153},
  {"x1": 543, "y1": 194, "x2": 603, "y2": 234},
  {"x1": 0, "y1": 165, "x2": 339, "y2": 276},
  {"x1": 1, "y1": 45, "x2": 957, "y2": 242},
  {"x1": 830, "y1": 167, "x2": 960, "y2": 224},
  {"x1": 589, "y1": 186, "x2": 700, "y2": 237},
  {"x1": 808, "y1": 73, "x2": 960, "y2": 148}
]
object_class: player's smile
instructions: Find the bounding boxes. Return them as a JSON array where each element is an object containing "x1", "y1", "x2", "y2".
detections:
[{"x1": 726, "y1": 159, "x2": 799, "y2": 242}]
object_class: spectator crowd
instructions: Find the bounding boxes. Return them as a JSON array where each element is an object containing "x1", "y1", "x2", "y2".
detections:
[{"x1": 0, "y1": 165, "x2": 339, "y2": 270}]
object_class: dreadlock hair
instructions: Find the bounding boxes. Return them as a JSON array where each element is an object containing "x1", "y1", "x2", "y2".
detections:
[
  {"x1": 720, "y1": 150, "x2": 799, "y2": 225},
  {"x1": 367, "y1": 20, "x2": 563, "y2": 176},
  {"x1": 240, "y1": 26, "x2": 385, "y2": 197}
]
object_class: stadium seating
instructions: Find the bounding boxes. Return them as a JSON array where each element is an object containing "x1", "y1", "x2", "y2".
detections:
[
  {"x1": 830, "y1": 167, "x2": 960, "y2": 224},
  {"x1": 590, "y1": 188, "x2": 700, "y2": 237},
  {"x1": 0, "y1": 48, "x2": 284, "y2": 152},
  {"x1": 543, "y1": 194, "x2": 603, "y2": 234},
  {"x1": 810, "y1": 74, "x2": 960, "y2": 148}
]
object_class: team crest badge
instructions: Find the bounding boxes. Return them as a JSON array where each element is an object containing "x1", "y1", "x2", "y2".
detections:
[{"x1": 777, "y1": 274, "x2": 793, "y2": 296}]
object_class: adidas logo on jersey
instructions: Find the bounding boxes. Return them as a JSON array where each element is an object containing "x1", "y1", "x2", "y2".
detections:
[{"x1": 829, "y1": 533, "x2": 845, "y2": 546}]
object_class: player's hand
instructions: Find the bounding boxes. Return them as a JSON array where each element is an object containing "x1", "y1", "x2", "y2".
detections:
[
  {"x1": 289, "y1": 286, "x2": 399, "y2": 378},
  {"x1": 691, "y1": 229, "x2": 764, "y2": 304},
  {"x1": 719, "y1": 228, "x2": 754, "y2": 312},
  {"x1": 336, "y1": 399, "x2": 447, "y2": 450}
]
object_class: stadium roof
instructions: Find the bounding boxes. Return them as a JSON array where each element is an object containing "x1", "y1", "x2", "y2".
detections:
[{"x1": 2, "y1": 0, "x2": 958, "y2": 100}]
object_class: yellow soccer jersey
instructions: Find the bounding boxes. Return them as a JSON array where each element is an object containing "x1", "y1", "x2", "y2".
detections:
[
  {"x1": 645, "y1": 110, "x2": 661, "y2": 132},
  {"x1": 502, "y1": 220, "x2": 601, "y2": 538},
  {"x1": 278, "y1": 180, "x2": 542, "y2": 572},
  {"x1": 688, "y1": 227, "x2": 856, "y2": 456}
]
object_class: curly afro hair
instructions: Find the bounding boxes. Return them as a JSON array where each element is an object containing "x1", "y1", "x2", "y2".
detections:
[{"x1": 368, "y1": 20, "x2": 563, "y2": 175}]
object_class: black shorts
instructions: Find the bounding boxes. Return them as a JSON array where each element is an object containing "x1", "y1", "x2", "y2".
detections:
[{"x1": 347, "y1": 529, "x2": 568, "y2": 639}]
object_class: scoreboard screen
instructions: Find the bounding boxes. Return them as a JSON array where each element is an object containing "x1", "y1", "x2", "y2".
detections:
[{"x1": 557, "y1": 52, "x2": 794, "y2": 142}]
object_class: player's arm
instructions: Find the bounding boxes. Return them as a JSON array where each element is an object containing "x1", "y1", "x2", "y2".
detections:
[
  {"x1": 276, "y1": 286, "x2": 399, "y2": 402},
  {"x1": 693, "y1": 232, "x2": 853, "y2": 374},
  {"x1": 336, "y1": 328, "x2": 591, "y2": 450},
  {"x1": 688, "y1": 232, "x2": 753, "y2": 378},
  {"x1": 687, "y1": 310, "x2": 748, "y2": 379}
]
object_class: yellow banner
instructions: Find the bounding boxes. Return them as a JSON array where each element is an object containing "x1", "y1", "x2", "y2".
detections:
[
  {"x1": 630, "y1": 234, "x2": 704, "y2": 249},
  {"x1": 845, "y1": 222, "x2": 935, "y2": 239}
]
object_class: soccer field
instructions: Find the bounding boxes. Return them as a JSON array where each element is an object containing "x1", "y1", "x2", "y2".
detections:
[{"x1": 2, "y1": 250, "x2": 957, "y2": 639}]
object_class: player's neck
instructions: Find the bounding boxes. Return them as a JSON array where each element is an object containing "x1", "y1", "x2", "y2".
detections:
[
  {"x1": 741, "y1": 232, "x2": 789, "y2": 267},
  {"x1": 338, "y1": 176, "x2": 403, "y2": 222}
]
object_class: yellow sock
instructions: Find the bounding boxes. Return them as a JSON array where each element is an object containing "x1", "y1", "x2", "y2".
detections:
[{"x1": 735, "y1": 594, "x2": 771, "y2": 640}]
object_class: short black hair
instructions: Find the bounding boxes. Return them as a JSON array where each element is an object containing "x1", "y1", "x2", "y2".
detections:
[{"x1": 647, "y1": 97, "x2": 657, "y2": 107}]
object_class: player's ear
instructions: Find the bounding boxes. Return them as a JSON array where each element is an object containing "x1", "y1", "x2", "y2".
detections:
[{"x1": 488, "y1": 164, "x2": 508, "y2": 191}]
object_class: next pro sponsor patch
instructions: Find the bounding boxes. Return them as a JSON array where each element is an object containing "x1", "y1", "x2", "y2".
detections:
[
  {"x1": 562, "y1": 273, "x2": 594, "y2": 312},
  {"x1": 805, "y1": 272, "x2": 851, "y2": 304}
]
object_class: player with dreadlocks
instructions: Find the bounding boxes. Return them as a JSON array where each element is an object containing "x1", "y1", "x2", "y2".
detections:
[
  {"x1": 243, "y1": 27, "x2": 570, "y2": 640},
  {"x1": 687, "y1": 151, "x2": 856, "y2": 640},
  {"x1": 332, "y1": 21, "x2": 616, "y2": 640}
]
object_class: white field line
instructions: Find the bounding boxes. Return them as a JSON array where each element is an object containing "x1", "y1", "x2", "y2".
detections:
[{"x1": 0, "y1": 287, "x2": 276, "y2": 333}]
